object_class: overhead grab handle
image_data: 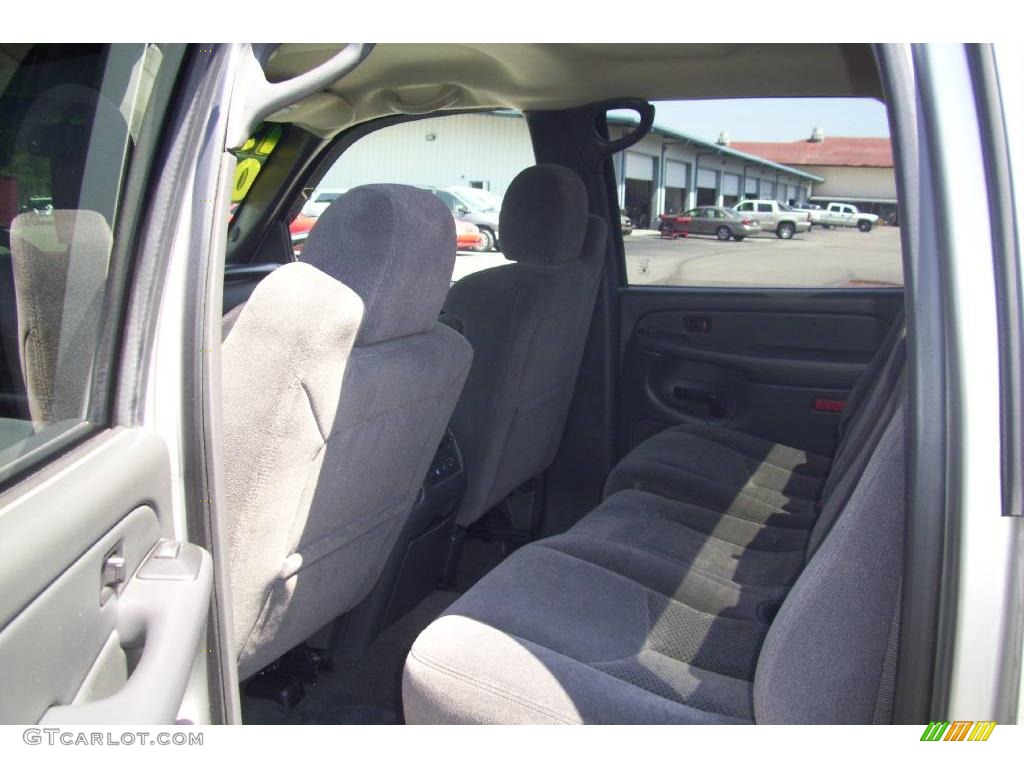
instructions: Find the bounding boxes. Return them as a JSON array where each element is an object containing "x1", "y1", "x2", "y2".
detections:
[
  {"x1": 227, "y1": 43, "x2": 374, "y2": 149},
  {"x1": 588, "y1": 98, "x2": 656, "y2": 156}
]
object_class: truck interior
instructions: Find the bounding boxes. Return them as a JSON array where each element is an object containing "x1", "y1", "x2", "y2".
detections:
[
  {"x1": 217, "y1": 43, "x2": 930, "y2": 724},
  {"x1": 3, "y1": 41, "x2": 1002, "y2": 727}
]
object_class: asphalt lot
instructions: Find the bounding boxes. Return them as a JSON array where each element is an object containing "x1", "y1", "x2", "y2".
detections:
[{"x1": 454, "y1": 224, "x2": 903, "y2": 288}]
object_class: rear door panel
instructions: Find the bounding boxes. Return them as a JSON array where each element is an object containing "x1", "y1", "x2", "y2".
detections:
[
  {"x1": 0, "y1": 429, "x2": 211, "y2": 723},
  {"x1": 618, "y1": 288, "x2": 903, "y2": 456},
  {"x1": 0, "y1": 44, "x2": 215, "y2": 725}
]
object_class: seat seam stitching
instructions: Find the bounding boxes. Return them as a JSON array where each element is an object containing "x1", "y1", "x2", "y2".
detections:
[
  {"x1": 408, "y1": 648, "x2": 579, "y2": 724},
  {"x1": 549, "y1": 531, "x2": 798, "y2": 591},
  {"x1": 621, "y1": 455, "x2": 821, "y2": 504},
  {"x1": 635, "y1": 432, "x2": 830, "y2": 477},
  {"x1": 532, "y1": 542, "x2": 782, "y2": 621}
]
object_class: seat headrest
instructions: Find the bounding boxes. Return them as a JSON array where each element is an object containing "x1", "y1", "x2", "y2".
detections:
[
  {"x1": 302, "y1": 184, "x2": 456, "y2": 344},
  {"x1": 499, "y1": 165, "x2": 589, "y2": 267}
]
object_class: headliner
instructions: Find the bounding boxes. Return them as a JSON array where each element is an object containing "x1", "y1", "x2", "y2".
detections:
[{"x1": 261, "y1": 43, "x2": 883, "y2": 137}]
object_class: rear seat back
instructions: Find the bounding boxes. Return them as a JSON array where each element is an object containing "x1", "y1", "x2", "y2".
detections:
[
  {"x1": 820, "y1": 315, "x2": 907, "y2": 504},
  {"x1": 755, "y1": 386, "x2": 906, "y2": 723},
  {"x1": 836, "y1": 307, "x2": 906, "y2": 444},
  {"x1": 809, "y1": 324, "x2": 907, "y2": 557}
]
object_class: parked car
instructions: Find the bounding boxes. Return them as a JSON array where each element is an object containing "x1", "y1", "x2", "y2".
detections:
[
  {"x1": 299, "y1": 187, "x2": 347, "y2": 218},
  {"x1": 820, "y1": 202, "x2": 880, "y2": 232},
  {"x1": 657, "y1": 210, "x2": 692, "y2": 238},
  {"x1": 451, "y1": 186, "x2": 502, "y2": 213},
  {"x1": 732, "y1": 199, "x2": 812, "y2": 238},
  {"x1": 289, "y1": 187, "x2": 348, "y2": 254},
  {"x1": 620, "y1": 212, "x2": 633, "y2": 235},
  {"x1": 290, "y1": 209, "x2": 482, "y2": 254},
  {"x1": 454, "y1": 217, "x2": 484, "y2": 250},
  {"x1": 428, "y1": 187, "x2": 500, "y2": 252},
  {"x1": 790, "y1": 202, "x2": 825, "y2": 225},
  {"x1": 659, "y1": 206, "x2": 761, "y2": 241},
  {"x1": 288, "y1": 213, "x2": 318, "y2": 254}
]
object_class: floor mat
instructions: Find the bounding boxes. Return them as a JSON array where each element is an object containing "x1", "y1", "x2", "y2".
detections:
[
  {"x1": 242, "y1": 590, "x2": 460, "y2": 725},
  {"x1": 455, "y1": 536, "x2": 511, "y2": 590}
]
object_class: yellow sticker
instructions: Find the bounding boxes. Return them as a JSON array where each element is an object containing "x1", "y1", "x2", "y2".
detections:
[
  {"x1": 255, "y1": 125, "x2": 281, "y2": 156},
  {"x1": 232, "y1": 157, "x2": 263, "y2": 203}
]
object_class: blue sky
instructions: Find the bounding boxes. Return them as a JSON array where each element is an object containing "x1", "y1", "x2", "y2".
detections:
[{"x1": 645, "y1": 98, "x2": 891, "y2": 144}]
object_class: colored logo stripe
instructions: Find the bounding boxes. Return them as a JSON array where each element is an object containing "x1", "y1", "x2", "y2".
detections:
[
  {"x1": 921, "y1": 721, "x2": 950, "y2": 741},
  {"x1": 920, "y1": 720, "x2": 996, "y2": 741},
  {"x1": 968, "y1": 721, "x2": 997, "y2": 741},
  {"x1": 944, "y1": 721, "x2": 973, "y2": 741}
]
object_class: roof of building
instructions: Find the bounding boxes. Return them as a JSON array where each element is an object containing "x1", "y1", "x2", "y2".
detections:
[
  {"x1": 603, "y1": 115, "x2": 825, "y2": 183},
  {"x1": 729, "y1": 137, "x2": 893, "y2": 168}
]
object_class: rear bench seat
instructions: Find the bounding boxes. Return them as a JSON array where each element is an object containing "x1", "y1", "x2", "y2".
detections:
[{"x1": 403, "y1": 316, "x2": 907, "y2": 724}]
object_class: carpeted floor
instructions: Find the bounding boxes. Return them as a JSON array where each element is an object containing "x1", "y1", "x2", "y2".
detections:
[
  {"x1": 242, "y1": 590, "x2": 460, "y2": 725},
  {"x1": 454, "y1": 535, "x2": 510, "y2": 591}
]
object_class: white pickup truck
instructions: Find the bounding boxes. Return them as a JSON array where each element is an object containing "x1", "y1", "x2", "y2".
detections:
[{"x1": 820, "y1": 202, "x2": 879, "y2": 232}]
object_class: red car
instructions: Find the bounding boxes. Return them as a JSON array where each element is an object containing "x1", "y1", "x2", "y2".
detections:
[
  {"x1": 290, "y1": 212, "x2": 481, "y2": 255},
  {"x1": 289, "y1": 214, "x2": 318, "y2": 254},
  {"x1": 658, "y1": 211, "x2": 694, "y2": 239},
  {"x1": 454, "y1": 217, "x2": 483, "y2": 250}
]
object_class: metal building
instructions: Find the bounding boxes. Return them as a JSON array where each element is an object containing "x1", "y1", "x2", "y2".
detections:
[
  {"x1": 608, "y1": 116, "x2": 823, "y2": 229},
  {"x1": 321, "y1": 111, "x2": 822, "y2": 229},
  {"x1": 731, "y1": 134, "x2": 897, "y2": 221}
]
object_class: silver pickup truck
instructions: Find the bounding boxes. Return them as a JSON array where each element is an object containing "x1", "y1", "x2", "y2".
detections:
[
  {"x1": 731, "y1": 199, "x2": 812, "y2": 239},
  {"x1": 820, "y1": 202, "x2": 880, "y2": 232}
]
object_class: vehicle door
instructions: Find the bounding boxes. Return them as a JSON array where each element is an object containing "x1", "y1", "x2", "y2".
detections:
[
  {"x1": 756, "y1": 201, "x2": 776, "y2": 228},
  {"x1": 0, "y1": 43, "x2": 216, "y2": 725}
]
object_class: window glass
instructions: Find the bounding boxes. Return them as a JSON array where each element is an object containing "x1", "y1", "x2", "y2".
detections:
[
  {"x1": 617, "y1": 98, "x2": 902, "y2": 288},
  {"x1": 291, "y1": 111, "x2": 534, "y2": 280},
  {"x1": 434, "y1": 190, "x2": 458, "y2": 211},
  {"x1": 0, "y1": 44, "x2": 169, "y2": 482}
]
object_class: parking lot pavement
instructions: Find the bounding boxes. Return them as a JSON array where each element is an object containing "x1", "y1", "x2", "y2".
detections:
[
  {"x1": 623, "y1": 225, "x2": 903, "y2": 288},
  {"x1": 453, "y1": 225, "x2": 903, "y2": 288}
]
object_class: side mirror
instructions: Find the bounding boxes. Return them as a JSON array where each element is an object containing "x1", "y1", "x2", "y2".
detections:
[{"x1": 455, "y1": 204, "x2": 470, "y2": 215}]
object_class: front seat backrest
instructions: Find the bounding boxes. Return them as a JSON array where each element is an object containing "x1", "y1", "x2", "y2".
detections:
[
  {"x1": 10, "y1": 210, "x2": 112, "y2": 427},
  {"x1": 222, "y1": 185, "x2": 473, "y2": 678},
  {"x1": 442, "y1": 164, "x2": 606, "y2": 528}
]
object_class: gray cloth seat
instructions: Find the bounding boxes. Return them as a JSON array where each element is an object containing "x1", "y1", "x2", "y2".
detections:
[
  {"x1": 604, "y1": 425, "x2": 828, "y2": 529},
  {"x1": 604, "y1": 310, "x2": 907, "y2": 531},
  {"x1": 403, "y1": 385, "x2": 907, "y2": 724},
  {"x1": 222, "y1": 185, "x2": 473, "y2": 679},
  {"x1": 531, "y1": 319, "x2": 906, "y2": 624},
  {"x1": 403, "y1": 316, "x2": 908, "y2": 724},
  {"x1": 566, "y1": 490, "x2": 807, "y2": 588},
  {"x1": 441, "y1": 164, "x2": 606, "y2": 528}
]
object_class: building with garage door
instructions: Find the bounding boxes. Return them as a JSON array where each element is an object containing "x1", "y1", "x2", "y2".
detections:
[
  {"x1": 731, "y1": 131, "x2": 897, "y2": 220},
  {"x1": 608, "y1": 117, "x2": 823, "y2": 229},
  {"x1": 321, "y1": 111, "x2": 821, "y2": 230}
]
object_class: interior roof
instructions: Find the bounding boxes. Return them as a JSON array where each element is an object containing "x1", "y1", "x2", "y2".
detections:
[{"x1": 262, "y1": 43, "x2": 883, "y2": 136}]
